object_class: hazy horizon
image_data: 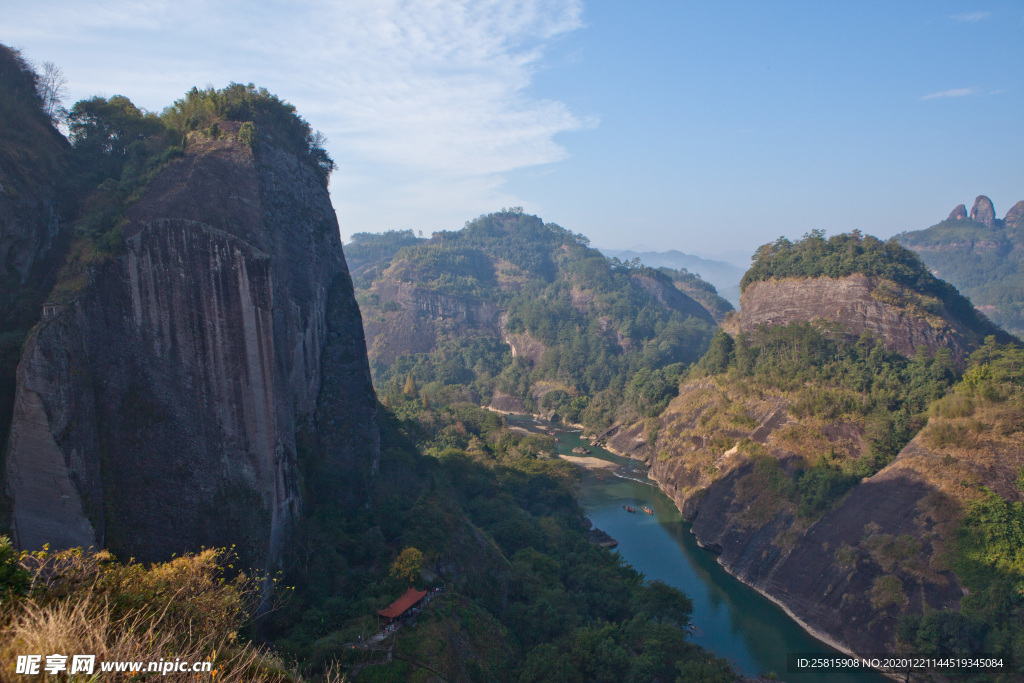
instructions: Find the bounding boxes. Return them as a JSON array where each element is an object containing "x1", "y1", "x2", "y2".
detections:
[{"x1": 7, "y1": 1, "x2": 1022, "y2": 257}]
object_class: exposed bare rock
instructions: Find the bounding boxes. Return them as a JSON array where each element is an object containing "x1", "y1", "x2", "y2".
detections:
[
  {"x1": 587, "y1": 526, "x2": 619, "y2": 548},
  {"x1": 1005, "y1": 200, "x2": 1024, "y2": 229},
  {"x1": 362, "y1": 281, "x2": 501, "y2": 367},
  {"x1": 739, "y1": 274, "x2": 973, "y2": 367},
  {"x1": 642, "y1": 380, "x2": 964, "y2": 656},
  {"x1": 604, "y1": 421, "x2": 650, "y2": 459},
  {"x1": 488, "y1": 391, "x2": 528, "y2": 414},
  {"x1": 3, "y1": 129, "x2": 379, "y2": 569},
  {"x1": 970, "y1": 195, "x2": 996, "y2": 226},
  {"x1": 502, "y1": 328, "x2": 548, "y2": 366},
  {"x1": 947, "y1": 204, "x2": 968, "y2": 221}
]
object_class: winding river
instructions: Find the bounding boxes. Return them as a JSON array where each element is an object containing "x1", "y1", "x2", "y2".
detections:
[{"x1": 507, "y1": 415, "x2": 885, "y2": 682}]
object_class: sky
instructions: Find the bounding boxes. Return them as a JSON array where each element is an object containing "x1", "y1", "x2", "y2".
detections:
[{"x1": 6, "y1": 0, "x2": 1023, "y2": 264}]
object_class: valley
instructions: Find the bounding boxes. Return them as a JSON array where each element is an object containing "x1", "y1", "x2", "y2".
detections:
[
  {"x1": 2, "y1": 35, "x2": 1024, "y2": 683},
  {"x1": 507, "y1": 414, "x2": 886, "y2": 682}
]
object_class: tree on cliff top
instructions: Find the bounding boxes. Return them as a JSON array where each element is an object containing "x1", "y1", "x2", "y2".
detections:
[
  {"x1": 161, "y1": 83, "x2": 335, "y2": 187},
  {"x1": 742, "y1": 230, "x2": 1015, "y2": 344}
]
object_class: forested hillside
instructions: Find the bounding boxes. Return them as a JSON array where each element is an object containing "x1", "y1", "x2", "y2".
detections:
[
  {"x1": 352, "y1": 209, "x2": 724, "y2": 431},
  {"x1": 898, "y1": 196, "x2": 1024, "y2": 337},
  {"x1": 0, "y1": 47, "x2": 733, "y2": 682},
  {"x1": 602, "y1": 231, "x2": 1024, "y2": 660}
]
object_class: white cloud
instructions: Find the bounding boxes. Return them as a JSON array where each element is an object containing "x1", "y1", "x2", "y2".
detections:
[
  {"x1": 4, "y1": 0, "x2": 591, "y2": 234},
  {"x1": 294, "y1": 0, "x2": 592, "y2": 176},
  {"x1": 951, "y1": 11, "x2": 992, "y2": 22},
  {"x1": 921, "y1": 87, "x2": 979, "y2": 100}
]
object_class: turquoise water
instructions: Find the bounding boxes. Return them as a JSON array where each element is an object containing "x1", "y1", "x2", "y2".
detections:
[{"x1": 508, "y1": 415, "x2": 885, "y2": 682}]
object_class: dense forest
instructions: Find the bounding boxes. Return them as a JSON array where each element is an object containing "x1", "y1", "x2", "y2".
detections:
[
  {"x1": 353, "y1": 210, "x2": 725, "y2": 432},
  {"x1": 264, "y1": 397, "x2": 736, "y2": 681}
]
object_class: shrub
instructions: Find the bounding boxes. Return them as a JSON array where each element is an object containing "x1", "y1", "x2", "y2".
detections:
[
  {"x1": 870, "y1": 575, "x2": 906, "y2": 610},
  {"x1": 0, "y1": 547, "x2": 311, "y2": 682}
]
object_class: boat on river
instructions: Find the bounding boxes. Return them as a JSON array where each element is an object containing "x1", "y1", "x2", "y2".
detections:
[
  {"x1": 623, "y1": 505, "x2": 635, "y2": 513},
  {"x1": 642, "y1": 506, "x2": 653, "y2": 515}
]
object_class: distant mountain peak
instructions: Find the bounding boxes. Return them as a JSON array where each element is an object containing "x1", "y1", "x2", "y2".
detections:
[
  {"x1": 948, "y1": 204, "x2": 968, "y2": 221},
  {"x1": 969, "y1": 195, "x2": 996, "y2": 226},
  {"x1": 1006, "y1": 201, "x2": 1024, "y2": 229}
]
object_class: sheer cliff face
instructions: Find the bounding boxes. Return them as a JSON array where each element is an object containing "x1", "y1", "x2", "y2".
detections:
[
  {"x1": 740, "y1": 274, "x2": 974, "y2": 367},
  {"x1": 4, "y1": 127, "x2": 379, "y2": 568}
]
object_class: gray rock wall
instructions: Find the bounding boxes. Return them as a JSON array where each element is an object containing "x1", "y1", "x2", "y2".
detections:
[{"x1": 3, "y1": 132, "x2": 378, "y2": 569}]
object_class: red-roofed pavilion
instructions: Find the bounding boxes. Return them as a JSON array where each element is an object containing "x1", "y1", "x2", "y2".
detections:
[{"x1": 378, "y1": 588, "x2": 427, "y2": 620}]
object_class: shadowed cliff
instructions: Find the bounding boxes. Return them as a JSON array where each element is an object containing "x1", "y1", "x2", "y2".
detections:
[{"x1": 3, "y1": 98, "x2": 379, "y2": 571}]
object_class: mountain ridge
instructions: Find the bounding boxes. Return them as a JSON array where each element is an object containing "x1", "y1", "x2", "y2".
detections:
[{"x1": 898, "y1": 194, "x2": 1024, "y2": 336}]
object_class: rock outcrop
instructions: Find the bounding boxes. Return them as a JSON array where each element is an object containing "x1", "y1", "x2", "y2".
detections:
[
  {"x1": 1005, "y1": 200, "x2": 1024, "y2": 230},
  {"x1": 3, "y1": 126, "x2": 379, "y2": 569},
  {"x1": 629, "y1": 273, "x2": 715, "y2": 325},
  {"x1": 947, "y1": 204, "x2": 968, "y2": 221},
  {"x1": 0, "y1": 47, "x2": 70, "y2": 287},
  {"x1": 622, "y1": 380, "x2": 965, "y2": 656},
  {"x1": 969, "y1": 195, "x2": 996, "y2": 226},
  {"x1": 362, "y1": 280, "x2": 502, "y2": 367},
  {"x1": 739, "y1": 273, "x2": 974, "y2": 366}
]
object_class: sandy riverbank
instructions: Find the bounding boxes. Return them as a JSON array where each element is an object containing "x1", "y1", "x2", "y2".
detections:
[{"x1": 558, "y1": 454, "x2": 620, "y2": 470}]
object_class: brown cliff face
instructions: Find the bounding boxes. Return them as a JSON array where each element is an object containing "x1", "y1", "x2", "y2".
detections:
[
  {"x1": 739, "y1": 274, "x2": 974, "y2": 367},
  {"x1": 3, "y1": 127, "x2": 379, "y2": 569},
  {"x1": 623, "y1": 379, "x2": 965, "y2": 656},
  {"x1": 969, "y1": 195, "x2": 996, "y2": 226},
  {"x1": 362, "y1": 280, "x2": 502, "y2": 367},
  {"x1": 947, "y1": 204, "x2": 968, "y2": 221},
  {"x1": 629, "y1": 273, "x2": 716, "y2": 325}
]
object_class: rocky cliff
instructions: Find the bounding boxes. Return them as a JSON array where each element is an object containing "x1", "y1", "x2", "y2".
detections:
[
  {"x1": 0, "y1": 45, "x2": 74, "y2": 464},
  {"x1": 638, "y1": 380, "x2": 964, "y2": 656},
  {"x1": 362, "y1": 280, "x2": 502, "y2": 367},
  {"x1": 3, "y1": 123, "x2": 379, "y2": 569},
  {"x1": 0, "y1": 46, "x2": 70, "y2": 289},
  {"x1": 740, "y1": 273, "x2": 976, "y2": 367}
]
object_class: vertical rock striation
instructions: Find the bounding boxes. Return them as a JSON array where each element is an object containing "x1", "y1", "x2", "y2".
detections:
[
  {"x1": 4, "y1": 128, "x2": 378, "y2": 569},
  {"x1": 739, "y1": 274, "x2": 975, "y2": 367}
]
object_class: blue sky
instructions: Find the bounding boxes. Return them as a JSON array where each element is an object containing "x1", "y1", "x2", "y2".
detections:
[{"x1": 6, "y1": 1, "x2": 1022, "y2": 262}]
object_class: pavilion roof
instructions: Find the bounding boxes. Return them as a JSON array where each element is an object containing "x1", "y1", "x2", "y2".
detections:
[{"x1": 377, "y1": 587, "x2": 427, "y2": 618}]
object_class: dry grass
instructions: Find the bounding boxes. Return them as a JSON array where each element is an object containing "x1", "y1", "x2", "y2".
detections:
[
  {"x1": 0, "y1": 547, "x2": 346, "y2": 683},
  {"x1": 0, "y1": 596, "x2": 290, "y2": 682}
]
